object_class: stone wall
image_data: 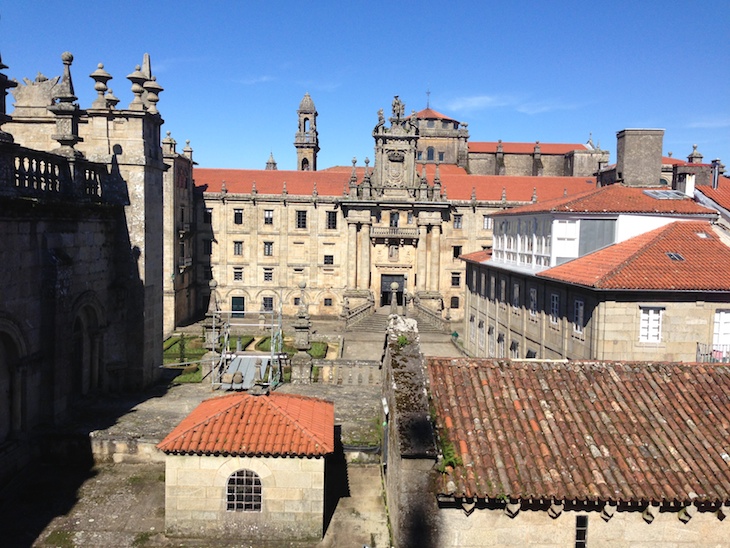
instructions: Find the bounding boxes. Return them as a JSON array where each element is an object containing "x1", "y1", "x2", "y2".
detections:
[
  {"x1": 436, "y1": 505, "x2": 730, "y2": 547},
  {"x1": 164, "y1": 454, "x2": 325, "y2": 541}
]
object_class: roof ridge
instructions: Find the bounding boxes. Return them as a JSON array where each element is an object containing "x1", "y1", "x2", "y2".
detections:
[
  {"x1": 157, "y1": 394, "x2": 242, "y2": 449},
  {"x1": 265, "y1": 393, "x2": 331, "y2": 450}
]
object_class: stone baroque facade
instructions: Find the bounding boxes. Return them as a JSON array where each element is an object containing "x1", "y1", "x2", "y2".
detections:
[{"x1": 194, "y1": 95, "x2": 608, "y2": 326}]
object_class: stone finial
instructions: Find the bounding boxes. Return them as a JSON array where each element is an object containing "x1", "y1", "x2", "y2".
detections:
[
  {"x1": 687, "y1": 143, "x2": 703, "y2": 164},
  {"x1": 281, "y1": 181, "x2": 287, "y2": 195},
  {"x1": 532, "y1": 187, "x2": 537, "y2": 203},
  {"x1": 48, "y1": 52, "x2": 83, "y2": 156},
  {"x1": 496, "y1": 139, "x2": 503, "y2": 153},
  {"x1": 126, "y1": 65, "x2": 147, "y2": 109},
  {"x1": 534, "y1": 140, "x2": 541, "y2": 154},
  {"x1": 265, "y1": 152, "x2": 277, "y2": 170},
  {"x1": 312, "y1": 181, "x2": 318, "y2": 197},
  {"x1": 471, "y1": 187, "x2": 477, "y2": 201},
  {"x1": 105, "y1": 88, "x2": 119, "y2": 109},
  {"x1": 162, "y1": 131, "x2": 176, "y2": 155},
  {"x1": 251, "y1": 181, "x2": 257, "y2": 195},
  {"x1": 0, "y1": 52, "x2": 18, "y2": 143},
  {"x1": 501, "y1": 187, "x2": 507, "y2": 203},
  {"x1": 143, "y1": 76, "x2": 163, "y2": 114},
  {"x1": 587, "y1": 132, "x2": 594, "y2": 149},
  {"x1": 183, "y1": 140, "x2": 193, "y2": 161},
  {"x1": 89, "y1": 63, "x2": 112, "y2": 109}
]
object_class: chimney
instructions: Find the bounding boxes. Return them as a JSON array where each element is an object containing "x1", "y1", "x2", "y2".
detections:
[{"x1": 615, "y1": 129, "x2": 664, "y2": 187}]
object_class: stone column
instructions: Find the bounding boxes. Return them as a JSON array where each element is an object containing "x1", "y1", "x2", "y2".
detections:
[
  {"x1": 429, "y1": 224, "x2": 441, "y2": 291},
  {"x1": 347, "y1": 221, "x2": 357, "y2": 289},
  {"x1": 417, "y1": 225, "x2": 427, "y2": 291},
  {"x1": 358, "y1": 223, "x2": 371, "y2": 290}
]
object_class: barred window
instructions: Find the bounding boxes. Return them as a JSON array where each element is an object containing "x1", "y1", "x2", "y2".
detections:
[
  {"x1": 226, "y1": 469, "x2": 261, "y2": 512},
  {"x1": 296, "y1": 210, "x2": 307, "y2": 229},
  {"x1": 326, "y1": 211, "x2": 337, "y2": 229},
  {"x1": 264, "y1": 209, "x2": 274, "y2": 225}
]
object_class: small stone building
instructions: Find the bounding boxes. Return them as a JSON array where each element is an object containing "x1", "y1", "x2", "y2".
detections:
[{"x1": 157, "y1": 392, "x2": 334, "y2": 541}]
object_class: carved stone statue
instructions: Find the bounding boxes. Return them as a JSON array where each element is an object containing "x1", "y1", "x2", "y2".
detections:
[{"x1": 392, "y1": 95, "x2": 404, "y2": 120}]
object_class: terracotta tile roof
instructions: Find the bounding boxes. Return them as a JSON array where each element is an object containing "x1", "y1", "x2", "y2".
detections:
[
  {"x1": 538, "y1": 221, "x2": 730, "y2": 291},
  {"x1": 428, "y1": 358, "x2": 730, "y2": 505},
  {"x1": 195, "y1": 168, "x2": 350, "y2": 197},
  {"x1": 460, "y1": 249, "x2": 491, "y2": 263},
  {"x1": 195, "y1": 166, "x2": 595, "y2": 203},
  {"x1": 663, "y1": 156, "x2": 690, "y2": 166},
  {"x1": 697, "y1": 177, "x2": 730, "y2": 212},
  {"x1": 415, "y1": 107, "x2": 458, "y2": 122},
  {"x1": 469, "y1": 142, "x2": 589, "y2": 154},
  {"x1": 157, "y1": 392, "x2": 334, "y2": 457},
  {"x1": 492, "y1": 184, "x2": 718, "y2": 217}
]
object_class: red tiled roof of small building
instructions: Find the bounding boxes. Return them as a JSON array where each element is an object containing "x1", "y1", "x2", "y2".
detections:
[
  {"x1": 537, "y1": 221, "x2": 730, "y2": 291},
  {"x1": 428, "y1": 357, "x2": 730, "y2": 505},
  {"x1": 492, "y1": 184, "x2": 718, "y2": 217},
  {"x1": 469, "y1": 142, "x2": 589, "y2": 154},
  {"x1": 157, "y1": 392, "x2": 334, "y2": 457},
  {"x1": 697, "y1": 177, "x2": 730, "y2": 212}
]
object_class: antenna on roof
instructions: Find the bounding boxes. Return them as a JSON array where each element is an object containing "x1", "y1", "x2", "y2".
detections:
[{"x1": 426, "y1": 88, "x2": 430, "y2": 109}]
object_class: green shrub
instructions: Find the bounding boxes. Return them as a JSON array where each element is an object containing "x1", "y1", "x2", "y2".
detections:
[
  {"x1": 308, "y1": 341, "x2": 328, "y2": 359},
  {"x1": 172, "y1": 365, "x2": 202, "y2": 384}
]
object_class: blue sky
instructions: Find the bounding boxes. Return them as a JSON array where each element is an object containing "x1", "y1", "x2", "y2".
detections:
[{"x1": 2, "y1": 1, "x2": 728, "y2": 171}]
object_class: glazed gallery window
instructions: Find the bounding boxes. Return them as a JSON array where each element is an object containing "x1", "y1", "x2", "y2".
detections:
[
  {"x1": 233, "y1": 209, "x2": 243, "y2": 225},
  {"x1": 529, "y1": 288, "x2": 538, "y2": 317},
  {"x1": 573, "y1": 299, "x2": 585, "y2": 334},
  {"x1": 226, "y1": 470, "x2": 262, "y2": 512},
  {"x1": 296, "y1": 210, "x2": 307, "y2": 229},
  {"x1": 264, "y1": 209, "x2": 274, "y2": 225},
  {"x1": 550, "y1": 293, "x2": 560, "y2": 324},
  {"x1": 639, "y1": 307, "x2": 663, "y2": 342},
  {"x1": 326, "y1": 210, "x2": 337, "y2": 229}
]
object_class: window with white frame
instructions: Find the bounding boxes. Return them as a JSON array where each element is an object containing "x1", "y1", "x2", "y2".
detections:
[
  {"x1": 263, "y1": 241, "x2": 273, "y2": 256},
  {"x1": 451, "y1": 272, "x2": 461, "y2": 287},
  {"x1": 226, "y1": 469, "x2": 261, "y2": 512},
  {"x1": 488, "y1": 326, "x2": 495, "y2": 356},
  {"x1": 478, "y1": 320, "x2": 485, "y2": 348},
  {"x1": 639, "y1": 307, "x2": 663, "y2": 342},
  {"x1": 453, "y1": 214, "x2": 463, "y2": 229},
  {"x1": 483, "y1": 215, "x2": 493, "y2": 230},
  {"x1": 264, "y1": 209, "x2": 274, "y2": 225},
  {"x1": 263, "y1": 268, "x2": 273, "y2": 282},
  {"x1": 550, "y1": 293, "x2": 560, "y2": 325},
  {"x1": 512, "y1": 283, "x2": 520, "y2": 310},
  {"x1": 233, "y1": 241, "x2": 243, "y2": 256},
  {"x1": 573, "y1": 299, "x2": 585, "y2": 334}
]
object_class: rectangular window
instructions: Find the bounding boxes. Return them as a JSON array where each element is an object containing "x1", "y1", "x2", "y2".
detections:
[
  {"x1": 512, "y1": 283, "x2": 520, "y2": 309},
  {"x1": 324, "y1": 298, "x2": 333, "y2": 307},
  {"x1": 490, "y1": 276, "x2": 496, "y2": 300},
  {"x1": 233, "y1": 241, "x2": 243, "y2": 256},
  {"x1": 453, "y1": 214, "x2": 463, "y2": 229},
  {"x1": 574, "y1": 299, "x2": 585, "y2": 334},
  {"x1": 483, "y1": 215, "x2": 493, "y2": 230},
  {"x1": 233, "y1": 267, "x2": 243, "y2": 281},
  {"x1": 529, "y1": 288, "x2": 538, "y2": 317},
  {"x1": 326, "y1": 211, "x2": 337, "y2": 229},
  {"x1": 550, "y1": 293, "x2": 560, "y2": 324},
  {"x1": 390, "y1": 212, "x2": 399, "y2": 228},
  {"x1": 296, "y1": 210, "x2": 307, "y2": 229},
  {"x1": 451, "y1": 272, "x2": 461, "y2": 287},
  {"x1": 204, "y1": 208, "x2": 212, "y2": 224},
  {"x1": 264, "y1": 209, "x2": 274, "y2": 225},
  {"x1": 500, "y1": 279, "x2": 506, "y2": 302},
  {"x1": 233, "y1": 209, "x2": 243, "y2": 224},
  {"x1": 450, "y1": 296, "x2": 460, "y2": 309},
  {"x1": 407, "y1": 212, "x2": 414, "y2": 224},
  {"x1": 510, "y1": 340, "x2": 519, "y2": 359},
  {"x1": 453, "y1": 246, "x2": 462, "y2": 260},
  {"x1": 263, "y1": 268, "x2": 273, "y2": 282},
  {"x1": 293, "y1": 297, "x2": 301, "y2": 306},
  {"x1": 262, "y1": 296, "x2": 274, "y2": 311},
  {"x1": 231, "y1": 296, "x2": 245, "y2": 318},
  {"x1": 639, "y1": 307, "x2": 663, "y2": 342},
  {"x1": 575, "y1": 515, "x2": 588, "y2": 548},
  {"x1": 324, "y1": 254, "x2": 334, "y2": 265},
  {"x1": 438, "y1": 151, "x2": 445, "y2": 162},
  {"x1": 479, "y1": 321, "x2": 486, "y2": 349},
  {"x1": 263, "y1": 241, "x2": 273, "y2": 256}
]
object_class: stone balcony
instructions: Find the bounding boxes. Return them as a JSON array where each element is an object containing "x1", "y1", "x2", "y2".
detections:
[{"x1": 370, "y1": 226, "x2": 419, "y2": 239}]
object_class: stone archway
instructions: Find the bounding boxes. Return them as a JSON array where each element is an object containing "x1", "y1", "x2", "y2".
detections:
[
  {"x1": 71, "y1": 305, "x2": 101, "y2": 396},
  {"x1": 0, "y1": 331, "x2": 22, "y2": 443}
]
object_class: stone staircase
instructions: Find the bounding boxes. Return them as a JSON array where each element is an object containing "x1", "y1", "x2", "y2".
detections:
[{"x1": 347, "y1": 307, "x2": 450, "y2": 334}]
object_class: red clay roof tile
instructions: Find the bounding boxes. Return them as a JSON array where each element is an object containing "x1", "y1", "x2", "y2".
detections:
[
  {"x1": 492, "y1": 184, "x2": 718, "y2": 217},
  {"x1": 428, "y1": 358, "x2": 730, "y2": 504},
  {"x1": 537, "y1": 221, "x2": 730, "y2": 291},
  {"x1": 697, "y1": 176, "x2": 730, "y2": 212},
  {"x1": 157, "y1": 392, "x2": 334, "y2": 457}
]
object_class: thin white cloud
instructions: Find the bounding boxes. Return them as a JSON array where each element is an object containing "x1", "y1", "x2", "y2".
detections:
[
  {"x1": 516, "y1": 100, "x2": 582, "y2": 115},
  {"x1": 687, "y1": 118, "x2": 730, "y2": 129},
  {"x1": 236, "y1": 75, "x2": 275, "y2": 85},
  {"x1": 446, "y1": 94, "x2": 515, "y2": 112}
]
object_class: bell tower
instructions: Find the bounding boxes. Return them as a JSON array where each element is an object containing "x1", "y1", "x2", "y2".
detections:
[{"x1": 294, "y1": 92, "x2": 319, "y2": 171}]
